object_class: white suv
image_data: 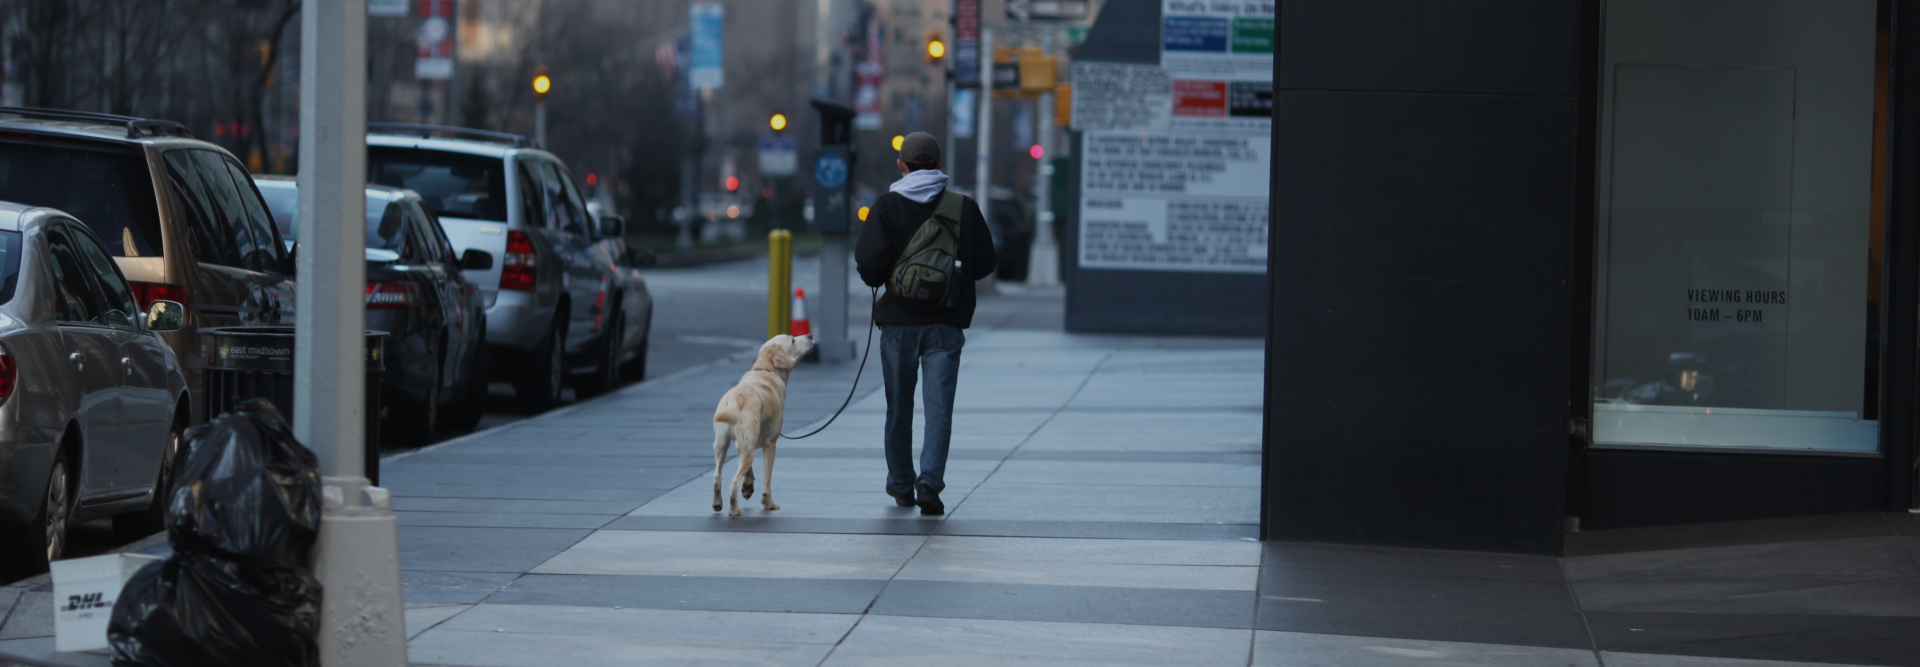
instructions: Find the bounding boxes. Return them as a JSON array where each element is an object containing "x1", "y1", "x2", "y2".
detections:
[{"x1": 366, "y1": 124, "x2": 651, "y2": 409}]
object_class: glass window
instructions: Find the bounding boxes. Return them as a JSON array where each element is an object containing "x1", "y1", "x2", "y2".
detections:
[
  {"x1": 162, "y1": 150, "x2": 238, "y2": 267},
  {"x1": 517, "y1": 158, "x2": 550, "y2": 230},
  {"x1": 538, "y1": 161, "x2": 588, "y2": 235},
  {"x1": 256, "y1": 180, "x2": 298, "y2": 241},
  {"x1": 68, "y1": 223, "x2": 137, "y2": 328},
  {"x1": 222, "y1": 159, "x2": 288, "y2": 272},
  {"x1": 186, "y1": 151, "x2": 264, "y2": 269},
  {"x1": 1593, "y1": 0, "x2": 1885, "y2": 453},
  {"x1": 0, "y1": 231, "x2": 21, "y2": 306},
  {"x1": 409, "y1": 200, "x2": 457, "y2": 264},
  {"x1": 0, "y1": 142, "x2": 163, "y2": 258},
  {"x1": 368, "y1": 147, "x2": 508, "y2": 222},
  {"x1": 365, "y1": 194, "x2": 412, "y2": 258},
  {"x1": 45, "y1": 230, "x2": 102, "y2": 325}
]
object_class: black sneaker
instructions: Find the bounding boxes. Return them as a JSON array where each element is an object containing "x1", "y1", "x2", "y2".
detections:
[
  {"x1": 916, "y1": 483, "x2": 944, "y2": 515},
  {"x1": 887, "y1": 487, "x2": 916, "y2": 507}
]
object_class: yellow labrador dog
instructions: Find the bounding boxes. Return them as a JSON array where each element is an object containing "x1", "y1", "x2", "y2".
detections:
[{"x1": 711, "y1": 334, "x2": 814, "y2": 516}]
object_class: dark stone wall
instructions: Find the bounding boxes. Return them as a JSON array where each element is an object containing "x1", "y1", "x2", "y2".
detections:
[{"x1": 1262, "y1": 0, "x2": 1585, "y2": 554}]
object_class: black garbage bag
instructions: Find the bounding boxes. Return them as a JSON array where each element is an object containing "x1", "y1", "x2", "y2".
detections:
[{"x1": 107, "y1": 399, "x2": 324, "y2": 667}]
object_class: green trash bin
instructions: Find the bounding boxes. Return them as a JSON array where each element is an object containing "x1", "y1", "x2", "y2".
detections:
[{"x1": 201, "y1": 326, "x2": 388, "y2": 484}]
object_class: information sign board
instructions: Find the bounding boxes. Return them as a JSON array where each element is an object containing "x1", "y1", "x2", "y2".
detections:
[{"x1": 689, "y1": 3, "x2": 725, "y2": 90}]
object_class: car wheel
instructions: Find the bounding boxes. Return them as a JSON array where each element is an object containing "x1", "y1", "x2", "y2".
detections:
[
  {"x1": 114, "y1": 424, "x2": 181, "y2": 541},
  {"x1": 620, "y1": 311, "x2": 650, "y2": 381},
  {"x1": 4, "y1": 451, "x2": 73, "y2": 573},
  {"x1": 578, "y1": 314, "x2": 622, "y2": 397},
  {"x1": 515, "y1": 317, "x2": 566, "y2": 412}
]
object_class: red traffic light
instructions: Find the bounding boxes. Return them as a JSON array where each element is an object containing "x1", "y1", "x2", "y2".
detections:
[
  {"x1": 725, "y1": 176, "x2": 740, "y2": 192},
  {"x1": 586, "y1": 172, "x2": 598, "y2": 186}
]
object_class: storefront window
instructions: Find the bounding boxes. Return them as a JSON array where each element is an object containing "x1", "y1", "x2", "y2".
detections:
[{"x1": 1594, "y1": 0, "x2": 1887, "y2": 452}]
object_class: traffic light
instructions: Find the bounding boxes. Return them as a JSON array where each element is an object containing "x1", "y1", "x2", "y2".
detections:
[
  {"x1": 725, "y1": 176, "x2": 740, "y2": 192},
  {"x1": 892, "y1": 135, "x2": 905, "y2": 151},
  {"x1": 770, "y1": 113, "x2": 788, "y2": 131},
  {"x1": 532, "y1": 65, "x2": 551, "y2": 100},
  {"x1": 924, "y1": 30, "x2": 946, "y2": 63}
]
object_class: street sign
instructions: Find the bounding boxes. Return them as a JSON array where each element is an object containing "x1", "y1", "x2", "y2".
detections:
[
  {"x1": 689, "y1": 3, "x2": 725, "y2": 90},
  {"x1": 952, "y1": 88, "x2": 977, "y2": 139},
  {"x1": 760, "y1": 137, "x2": 798, "y2": 177},
  {"x1": 414, "y1": 0, "x2": 455, "y2": 80},
  {"x1": 955, "y1": 0, "x2": 980, "y2": 86},
  {"x1": 812, "y1": 148, "x2": 852, "y2": 234},
  {"x1": 1007, "y1": 0, "x2": 1089, "y2": 21},
  {"x1": 369, "y1": 0, "x2": 408, "y2": 16}
]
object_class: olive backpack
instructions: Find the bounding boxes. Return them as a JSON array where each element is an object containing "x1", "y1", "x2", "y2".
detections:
[{"x1": 887, "y1": 190, "x2": 967, "y2": 312}]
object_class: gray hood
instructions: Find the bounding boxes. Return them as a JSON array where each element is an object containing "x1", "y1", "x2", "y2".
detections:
[{"x1": 888, "y1": 169, "x2": 950, "y2": 204}]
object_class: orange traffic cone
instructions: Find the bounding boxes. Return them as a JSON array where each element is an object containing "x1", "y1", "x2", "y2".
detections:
[{"x1": 791, "y1": 287, "x2": 811, "y2": 336}]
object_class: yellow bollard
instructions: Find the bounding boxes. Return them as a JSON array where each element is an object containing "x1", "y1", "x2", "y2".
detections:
[{"x1": 768, "y1": 230, "x2": 792, "y2": 339}]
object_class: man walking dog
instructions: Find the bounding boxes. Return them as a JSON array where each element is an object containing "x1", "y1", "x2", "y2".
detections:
[{"x1": 855, "y1": 132, "x2": 997, "y2": 515}]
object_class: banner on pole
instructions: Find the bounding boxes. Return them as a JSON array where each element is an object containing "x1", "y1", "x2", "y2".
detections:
[
  {"x1": 690, "y1": 3, "x2": 725, "y2": 90},
  {"x1": 414, "y1": 0, "x2": 455, "y2": 80}
]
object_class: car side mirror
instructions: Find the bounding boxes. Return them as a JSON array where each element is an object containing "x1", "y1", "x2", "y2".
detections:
[
  {"x1": 599, "y1": 214, "x2": 626, "y2": 239},
  {"x1": 461, "y1": 248, "x2": 494, "y2": 271},
  {"x1": 147, "y1": 300, "x2": 185, "y2": 332}
]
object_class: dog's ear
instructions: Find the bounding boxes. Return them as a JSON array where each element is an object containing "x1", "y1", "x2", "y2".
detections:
[{"x1": 770, "y1": 344, "x2": 799, "y2": 369}]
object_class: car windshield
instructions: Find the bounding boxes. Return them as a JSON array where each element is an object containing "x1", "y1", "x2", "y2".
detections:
[
  {"x1": 0, "y1": 141, "x2": 163, "y2": 258},
  {"x1": 368, "y1": 147, "x2": 506, "y2": 221}
]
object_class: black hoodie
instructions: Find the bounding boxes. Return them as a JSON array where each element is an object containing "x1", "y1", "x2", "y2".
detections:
[{"x1": 854, "y1": 187, "x2": 998, "y2": 329}]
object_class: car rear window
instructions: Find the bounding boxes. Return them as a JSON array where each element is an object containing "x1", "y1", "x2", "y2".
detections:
[
  {"x1": 0, "y1": 142, "x2": 163, "y2": 257},
  {"x1": 368, "y1": 147, "x2": 506, "y2": 222},
  {"x1": 0, "y1": 230, "x2": 19, "y2": 305}
]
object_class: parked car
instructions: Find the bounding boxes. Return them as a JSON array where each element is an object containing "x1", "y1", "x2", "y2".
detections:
[
  {"x1": 365, "y1": 123, "x2": 651, "y2": 409},
  {"x1": 253, "y1": 177, "x2": 491, "y2": 438},
  {"x1": 0, "y1": 107, "x2": 295, "y2": 426},
  {"x1": 0, "y1": 203, "x2": 190, "y2": 572}
]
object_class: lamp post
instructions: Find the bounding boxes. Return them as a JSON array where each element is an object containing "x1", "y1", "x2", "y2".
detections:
[
  {"x1": 532, "y1": 65, "x2": 551, "y2": 147},
  {"x1": 298, "y1": 0, "x2": 408, "y2": 664}
]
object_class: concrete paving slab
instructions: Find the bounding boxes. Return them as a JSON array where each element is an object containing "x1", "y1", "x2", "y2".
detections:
[
  {"x1": 400, "y1": 527, "x2": 592, "y2": 573},
  {"x1": 531, "y1": 531, "x2": 926, "y2": 579},
  {"x1": 402, "y1": 570, "x2": 521, "y2": 605},
  {"x1": 405, "y1": 604, "x2": 471, "y2": 640},
  {"x1": 605, "y1": 516, "x2": 942, "y2": 535},
  {"x1": 1252, "y1": 631, "x2": 1600, "y2": 666},
  {"x1": 822, "y1": 614, "x2": 1253, "y2": 666},
  {"x1": 1257, "y1": 566, "x2": 1593, "y2": 650},
  {"x1": 385, "y1": 483, "x2": 664, "y2": 502},
  {"x1": 408, "y1": 628, "x2": 837, "y2": 667},
  {"x1": 895, "y1": 554, "x2": 1256, "y2": 591},
  {"x1": 487, "y1": 574, "x2": 886, "y2": 614},
  {"x1": 933, "y1": 520, "x2": 1259, "y2": 541},
  {"x1": 871, "y1": 580, "x2": 1256, "y2": 628},
  {"x1": 918, "y1": 535, "x2": 1262, "y2": 566},
  {"x1": 438, "y1": 604, "x2": 856, "y2": 645},
  {"x1": 393, "y1": 496, "x2": 649, "y2": 515},
  {"x1": 0, "y1": 638, "x2": 110, "y2": 667},
  {"x1": 982, "y1": 460, "x2": 1263, "y2": 487},
  {"x1": 396, "y1": 511, "x2": 618, "y2": 530},
  {"x1": 0, "y1": 591, "x2": 50, "y2": 640},
  {"x1": 1602, "y1": 652, "x2": 1883, "y2": 667}
]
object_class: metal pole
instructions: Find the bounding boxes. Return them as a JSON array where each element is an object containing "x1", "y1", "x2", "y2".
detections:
[
  {"x1": 1026, "y1": 24, "x2": 1060, "y2": 286},
  {"x1": 299, "y1": 1, "x2": 407, "y2": 664},
  {"x1": 535, "y1": 100, "x2": 547, "y2": 148},
  {"x1": 975, "y1": 27, "x2": 993, "y2": 228}
]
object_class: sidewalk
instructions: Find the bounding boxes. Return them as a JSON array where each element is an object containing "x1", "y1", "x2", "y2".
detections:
[{"x1": 2, "y1": 290, "x2": 1917, "y2": 666}]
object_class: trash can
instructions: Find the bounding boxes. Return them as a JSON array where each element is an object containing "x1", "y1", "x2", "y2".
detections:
[{"x1": 202, "y1": 326, "x2": 388, "y2": 484}]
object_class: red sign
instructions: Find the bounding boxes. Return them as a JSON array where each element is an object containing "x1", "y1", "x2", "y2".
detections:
[
  {"x1": 415, "y1": 0, "x2": 455, "y2": 80},
  {"x1": 1172, "y1": 80, "x2": 1228, "y2": 117}
]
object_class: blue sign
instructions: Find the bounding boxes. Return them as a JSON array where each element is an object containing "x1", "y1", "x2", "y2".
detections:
[
  {"x1": 1163, "y1": 16, "x2": 1229, "y2": 52},
  {"x1": 814, "y1": 154, "x2": 848, "y2": 189},
  {"x1": 689, "y1": 3, "x2": 724, "y2": 89}
]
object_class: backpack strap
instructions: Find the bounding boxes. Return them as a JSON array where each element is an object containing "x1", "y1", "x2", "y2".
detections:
[{"x1": 933, "y1": 190, "x2": 964, "y2": 223}]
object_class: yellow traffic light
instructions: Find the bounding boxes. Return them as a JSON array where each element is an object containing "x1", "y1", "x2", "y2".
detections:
[
  {"x1": 891, "y1": 135, "x2": 905, "y2": 151},
  {"x1": 770, "y1": 113, "x2": 788, "y2": 131},
  {"x1": 924, "y1": 30, "x2": 946, "y2": 63},
  {"x1": 858, "y1": 206, "x2": 871, "y2": 221},
  {"x1": 532, "y1": 65, "x2": 551, "y2": 97}
]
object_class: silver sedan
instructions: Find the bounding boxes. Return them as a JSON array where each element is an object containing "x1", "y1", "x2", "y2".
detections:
[{"x1": 0, "y1": 203, "x2": 189, "y2": 574}]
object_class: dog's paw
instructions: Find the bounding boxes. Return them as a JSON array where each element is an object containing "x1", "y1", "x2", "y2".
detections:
[
  {"x1": 742, "y1": 478, "x2": 755, "y2": 499},
  {"x1": 728, "y1": 507, "x2": 743, "y2": 517},
  {"x1": 712, "y1": 503, "x2": 722, "y2": 512},
  {"x1": 763, "y1": 499, "x2": 780, "y2": 511}
]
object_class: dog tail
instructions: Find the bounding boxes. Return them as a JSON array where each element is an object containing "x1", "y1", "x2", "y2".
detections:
[{"x1": 714, "y1": 408, "x2": 736, "y2": 425}]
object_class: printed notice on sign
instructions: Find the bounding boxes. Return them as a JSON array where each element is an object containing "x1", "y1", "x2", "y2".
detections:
[
  {"x1": 1079, "y1": 131, "x2": 1268, "y2": 273},
  {"x1": 1071, "y1": 62, "x2": 1173, "y2": 132}
]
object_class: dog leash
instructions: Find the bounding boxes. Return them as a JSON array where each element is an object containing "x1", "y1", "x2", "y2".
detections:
[{"x1": 780, "y1": 286, "x2": 880, "y2": 440}]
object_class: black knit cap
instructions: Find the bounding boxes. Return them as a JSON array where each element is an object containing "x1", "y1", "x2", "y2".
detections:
[{"x1": 899, "y1": 132, "x2": 941, "y2": 164}]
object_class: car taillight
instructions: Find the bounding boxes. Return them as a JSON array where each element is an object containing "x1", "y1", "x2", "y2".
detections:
[
  {"x1": 130, "y1": 282, "x2": 188, "y2": 309},
  {"x1": 501, "y1": 231, "x2": 536, "y2": 291},
  {"x1": 365, "y1": 281, "x2": 412, "y2": 309},
  {"x1": 0, "y1": 349, "x2": 14, "y2": 405}
]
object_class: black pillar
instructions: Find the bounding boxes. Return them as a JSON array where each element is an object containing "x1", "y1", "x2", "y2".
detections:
[{"x1": 1262, "y1": 1, "x2": 1586, "y2": 554}]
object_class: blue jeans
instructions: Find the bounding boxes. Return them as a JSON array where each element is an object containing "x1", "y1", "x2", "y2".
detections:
[{"x1": 880, "y1": 324, "x2": 964, "y2": 495}]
